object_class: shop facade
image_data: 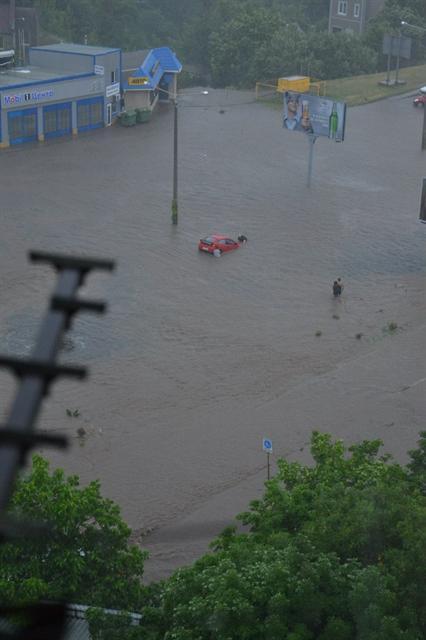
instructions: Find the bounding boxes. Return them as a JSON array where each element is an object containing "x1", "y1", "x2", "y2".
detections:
[
  {"x1": 0, "y1": 43, "x2": 121, "y2": 147},
  {"x1": 122, "y1": 47, "x2": 181, "y2": 112}
]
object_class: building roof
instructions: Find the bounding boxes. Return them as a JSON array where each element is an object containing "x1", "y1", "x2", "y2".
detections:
[
  {"x1": 0, "y1": 65, "x2": 91, "y2": 89},
  {"x1": 124, "y1": 46, "x2": 182, "y2": 92},
  {"x1": 151, "y1": 47, "x2": 182, "y2": 73},
  {"x1": 30, "y1": 43, "x2": 120, "y2": 56}
]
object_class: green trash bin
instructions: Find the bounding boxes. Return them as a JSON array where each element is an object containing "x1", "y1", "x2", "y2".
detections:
[
  {"x1": 120, "y1": 110, "x2": 137, "y2": 127},
  {"x1": 135, "y1": 108, "x2": 152, "y2": 124}
]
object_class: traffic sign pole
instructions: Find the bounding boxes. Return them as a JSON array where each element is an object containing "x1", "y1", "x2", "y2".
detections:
[{"x1": 262, "y1": 438, "x2": 273, "y2": 480}]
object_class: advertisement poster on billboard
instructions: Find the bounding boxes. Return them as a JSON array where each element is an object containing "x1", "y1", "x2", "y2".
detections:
[{"x1": 283, "y1": 91, "x2": 347, "y2": 141}]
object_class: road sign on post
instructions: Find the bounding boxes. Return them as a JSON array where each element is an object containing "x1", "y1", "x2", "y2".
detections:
[
  {"x1": 262, "y1": 438, "x2": 273, "y2": 453},
  {"x1": 381, "y1": 34, "x2": 411, "y2": 85},
  {"x1": 262, "y1": 438, "x2": 273, "y2": 480}
]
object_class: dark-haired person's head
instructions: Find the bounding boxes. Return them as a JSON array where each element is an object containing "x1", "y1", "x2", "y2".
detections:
[{"x1": 286, "y1": 92, "x2": 299, "y2": 115}]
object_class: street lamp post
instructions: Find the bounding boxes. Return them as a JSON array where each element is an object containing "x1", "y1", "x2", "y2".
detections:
[
  {"x1": 422, "y1": 103, "x2": 426, "y2": 152},
  {"x1": 400, "y1": 20, "x2": 426, "y2": 34},
  {"x1": 172, "y1": 97, "x2": 178, "y2": 225}
]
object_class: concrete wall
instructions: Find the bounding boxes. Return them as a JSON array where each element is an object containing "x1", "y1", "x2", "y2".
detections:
[
  {"x1": 329, "y1": 0, "x2": 364, "y2": 33},
  {"x1": 29, "y1": 49, "x2": 93, "y2": 72},
  {"x1": 366, "y1": 0, "x2": 385, "y2": 20},
  {"x1": 329, "y1": 0, "x2": 384, "y2": 32},
  {"x1": 124, "y1": 91, "x2": 151, "y2": 110},
  {"x1": 0, "y1": 75, "x2": 104, "y2": 109},
  {"x1": 95, "y1": 51, "x2": 120, "y2": 86}
]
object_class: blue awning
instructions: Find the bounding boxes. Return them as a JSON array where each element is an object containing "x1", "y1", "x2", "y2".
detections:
[{"x1": 125, "y1": 47, "x2": 182, "y2": 92}]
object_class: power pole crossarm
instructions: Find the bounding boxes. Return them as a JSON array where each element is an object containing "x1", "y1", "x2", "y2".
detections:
[{"x1": 0, "y1": 251, "x2": 115, "y2": 514}]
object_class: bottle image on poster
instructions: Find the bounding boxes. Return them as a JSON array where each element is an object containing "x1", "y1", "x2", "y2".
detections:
[{"x1": 329, "y1": 103, "x2": 338, "y2": 139}]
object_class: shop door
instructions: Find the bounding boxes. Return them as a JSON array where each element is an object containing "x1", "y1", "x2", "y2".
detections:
[
  {"x1": 43, "y1": 102, "x2": 72, "y2": 139},
  {"x1": 77, "y1": 97, "x2": 104, "y2": 132},
  {"x1": 8, "y1": 108, "x2": 38, "y2": 145},
  {"x1": 106, "y1": 103, "x2": 112, "y2": 126}
]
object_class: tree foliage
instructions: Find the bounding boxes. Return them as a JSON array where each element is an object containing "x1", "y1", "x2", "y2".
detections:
[
  {"x1": 140, "y1": 431, "x2": 426, "y2": 639},
  {"x1": 0, "y1": 455, "x2": 148, "y2": 611},
  {"x1": 2, "y1": 433, "x2": 426, "y2": 638},
  {"x1": 364, "y1": 0, "x2": 426, "y2": 69},
  {"x1": 16, "y1": 0, "x2": 388, "y2": 85}
]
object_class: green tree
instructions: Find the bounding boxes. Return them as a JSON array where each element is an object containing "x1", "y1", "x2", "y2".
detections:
[
  {"x1": 209, "y1": 4, "x2": 289, "y2": 87},
  {"x1": 364, "y1": 0, "x2": 426, "y2": 68},
  {"x1": 141, "y1": 432, "x2": 426, "y2": 639},
  {"x1": 0, "y1": 455, "x2": 148, "y2": 610}
]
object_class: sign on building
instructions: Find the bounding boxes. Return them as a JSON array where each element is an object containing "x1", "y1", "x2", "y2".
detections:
[
  {"x1": 94, "y1": 65, "x2": 105, "y2": 76},
  {"x1": 106, "y1": 82, "x2": 120, "y2": 97},
  {"x1": 128, "y1": 77, "x2": 149, "y2": 86},
  {"x1": 2, "y1": 88, "x2": 54, "y2": 107},
  {"x1": 283, "y1": 92, "x2": 347, "y2": 142}
]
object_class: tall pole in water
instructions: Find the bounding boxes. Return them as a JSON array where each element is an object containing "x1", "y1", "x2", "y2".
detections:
[
  {"x1": 307, "y1": 134, "x2": 317, "y2": 188},
  {"x1": 171, "y1": 98, "x2": 178, "y2": 225}
]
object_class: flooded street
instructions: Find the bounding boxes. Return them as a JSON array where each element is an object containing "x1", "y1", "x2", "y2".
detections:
[{"x1": 1, "y1": 89, "x2": 425, "y2": 582}]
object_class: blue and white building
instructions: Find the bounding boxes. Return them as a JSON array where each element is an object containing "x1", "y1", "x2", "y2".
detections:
[
  {"x1": 0, "y1": 44, "x2": 182, "y2": 148},
  {"x1": 0, "y1": 43, "x2": 121, "y2": 147},
  {"x1": 121, "y1": 47, "x2": 182, "y2": 111}
]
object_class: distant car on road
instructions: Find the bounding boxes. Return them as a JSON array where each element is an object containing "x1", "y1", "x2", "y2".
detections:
[
  {"x1": 413, "y1": 94, "x2": 426, "y2": 107},
  {"x1": 198, "y1": 235, "x2": 240, "y2": 256}
]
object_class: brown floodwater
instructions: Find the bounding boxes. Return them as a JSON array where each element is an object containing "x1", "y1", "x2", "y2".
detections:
[{"x1": 0, "y1": 89, "x2": 425, "y2": 581}]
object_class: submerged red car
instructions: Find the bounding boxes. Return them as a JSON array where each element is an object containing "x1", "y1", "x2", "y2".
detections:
[
  {"x1": 198, "y1": 235, "x2": 240, "y2": 256},
  {"x1": 413, "y1": 94, "x2": 426, "y2": 107}
]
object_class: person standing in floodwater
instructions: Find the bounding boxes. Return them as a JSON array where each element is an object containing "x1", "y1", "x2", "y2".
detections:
[{"x1": 333, "y1": 280, "x2": 342, "y2": 297}]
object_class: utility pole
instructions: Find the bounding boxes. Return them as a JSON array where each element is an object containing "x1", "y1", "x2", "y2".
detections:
[
  {"x1": 171, "y1": 98, "x2": 178, "y2": 225},
  {"x1": 0, "y1": 251, "x2": 114, "y2": 514},
  {"x1": 422, "y1": 104, "x2": 426, "y2": 151},
  {"x1": 307, "y1": 134, "x2": 317, "y2": 188},
  {"x1": 385, "y1": 46, "x2": 391, "y2": 85}
]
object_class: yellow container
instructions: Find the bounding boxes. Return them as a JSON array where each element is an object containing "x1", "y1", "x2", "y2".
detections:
[{"x1": 277, "y1": 76, "x2": 310, "y2": 93}]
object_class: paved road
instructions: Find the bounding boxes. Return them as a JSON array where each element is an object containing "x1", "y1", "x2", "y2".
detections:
[{"x1": 0, "y1": 89, "x2": 425, "y2": 582}]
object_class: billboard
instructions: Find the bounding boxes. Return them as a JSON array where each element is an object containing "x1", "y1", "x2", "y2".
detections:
[
  {"x1": 283, "y1": 92, "x2": 347, "y2": 141},
  {"x1": 383, "y1": 34, "x2": 412, "y2": 60}
]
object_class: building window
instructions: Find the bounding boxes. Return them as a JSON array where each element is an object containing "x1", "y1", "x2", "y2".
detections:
[
  {"x1": 77, "y1": 103, "x2": 90, "y2": 128},
  {"x1": 111, "y1": 70, "x2": 116, "y2": 83},
  {"x1": 44, "y1": 109, "x2": 57, "y2": 135},
  {"x1": 354, "y1": 3, "x2": 360, "y2": 17},
  {"x1": 337, "y1": 1, "x2": 348, "y2": 15}
]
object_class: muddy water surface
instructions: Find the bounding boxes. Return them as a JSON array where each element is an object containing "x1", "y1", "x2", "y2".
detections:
[{"x1": 0, "y1": 89, "x2": 425, "y2": 580}]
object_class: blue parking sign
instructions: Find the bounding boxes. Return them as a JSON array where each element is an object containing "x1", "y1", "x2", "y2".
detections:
[{"x1": 262, "y1": 438, "x2": 273, "y2": 453}]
